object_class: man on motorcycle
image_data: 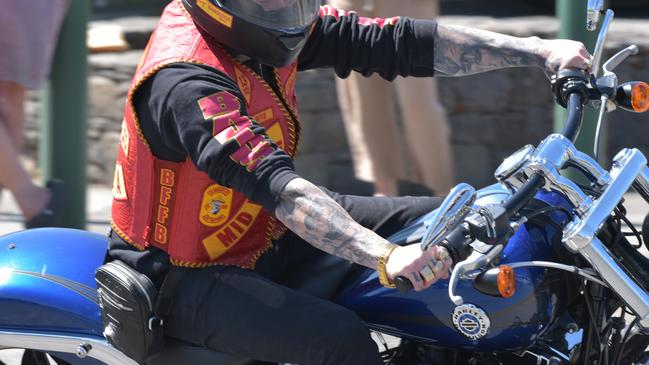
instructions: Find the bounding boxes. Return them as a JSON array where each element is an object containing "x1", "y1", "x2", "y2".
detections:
[{"x1": 108, "y1": 0, "x2": 591, "y2": 363}]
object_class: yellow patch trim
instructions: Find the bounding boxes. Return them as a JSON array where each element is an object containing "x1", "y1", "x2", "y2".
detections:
[
  {"x1": 202, "y1": 201, "x2": 263, "y2": 260},
  {"x1": 197, "y1": 0, "x2": 233, "y2": 28},
  {"x1": 265, "y1": 122, "x2": 284, "y2": 149}
]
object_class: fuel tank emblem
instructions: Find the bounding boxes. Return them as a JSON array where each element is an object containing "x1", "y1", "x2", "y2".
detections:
[{"x1": 452, "y1": 304, "x2": 491, "y2": 340}]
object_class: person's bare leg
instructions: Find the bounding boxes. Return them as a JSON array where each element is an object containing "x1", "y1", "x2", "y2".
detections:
[
  {"x1": 0, "y1": 81, "x2": 49, "y2": 220},
  {"x1": 395, "y1": 77, "x2": 455, "y2": 195},
  {"x1": 335, "y1": 73, "x2": 401, "y2": 197},
  {"x1": 383, "y1": 0, "x2": 455, "y2": 195}
]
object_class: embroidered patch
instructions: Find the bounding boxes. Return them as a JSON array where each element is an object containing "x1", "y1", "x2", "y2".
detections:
[
  {"x1": 231, "y1": 136, "x2": 274, "y2": 172},
  {"x1": 252, "y1": 107, "x2": 274, "y2": 125},
  {"x1": 197, "y1": 0, "x2": 233, "y2": 28},
  {"x1": 212, "y1": 114, "x2": 252, "y2": 144},
  {"x1": 234, "y1": 67, "x2": 252, "y2": 105},
  {"x1": 198, "y1": 91, "x2": 241, "y2": 120},
  {"x1": 199, "y1": 184, "x2": 233, "y2": 227},
  {"x1": 153, "y1": 168, "x2": 177, "y2": 245},
  {"x1": 112, "y1": 164, "x2": 127, "y2": 200},
  {"x1": 212, "y1": 111, "x2": 274, "y2": 172},
  {"x1": 120, "y1": 120, "x2": 130, "y2": 157},
  {"x1": 202, "y1": 201, "x2": 263, "y2": 259}
]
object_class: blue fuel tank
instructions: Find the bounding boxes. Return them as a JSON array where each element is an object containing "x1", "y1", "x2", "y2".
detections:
[
  {"x1": 336, "y1": 187, "x2": 573, "y2": 352},
  {"x1": 0, "y1": 228, "x2": 106, "y2": 336}
]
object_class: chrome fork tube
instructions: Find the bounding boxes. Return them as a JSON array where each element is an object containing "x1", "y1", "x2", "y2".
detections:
[
  {"x1": 579, "y1": 237, "x2": 649, "y2": 328},
  {"x1": 633, "y1": 164, "x2": 649, "y2": 204},
  {"x1": 563, "y1": 149, "x2": 649, "y2": 329}
]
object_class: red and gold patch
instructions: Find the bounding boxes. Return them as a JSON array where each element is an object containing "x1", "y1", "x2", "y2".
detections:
[
  {"x1": 198, "y1": 91, "x2": 241, "y2": 120},
  {"x1": 201, "y1": 201, "x2": 263, "y2": 259}
]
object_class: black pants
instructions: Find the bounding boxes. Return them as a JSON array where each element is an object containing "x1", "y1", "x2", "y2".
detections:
[{"x1": 164, "y1": 191, "x2": 442, "y2": 365}]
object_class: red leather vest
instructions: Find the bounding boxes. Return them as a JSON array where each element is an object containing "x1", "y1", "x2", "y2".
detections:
[{"x1": 111, "y1": 0, "x2": 300, "y2": 268}]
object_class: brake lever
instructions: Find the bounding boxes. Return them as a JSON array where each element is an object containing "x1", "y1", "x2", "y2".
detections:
[
  {"x1": 421, "y1": 183, "x2": 476, "y2": 251},
  {"x1": 448, "y1": 245, "x2": 503, "y2": 305}
]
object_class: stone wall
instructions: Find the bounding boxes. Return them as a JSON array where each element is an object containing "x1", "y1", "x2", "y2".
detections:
[{"x1": 23, "y1": 16, "x2": 649, "y2": 196}]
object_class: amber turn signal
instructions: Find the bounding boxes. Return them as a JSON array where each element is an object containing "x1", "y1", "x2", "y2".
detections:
[
  {"x1": 631, "y1": 82, "x2": 649, "y2": 113},
  {"x1": 497, "y1": 265, "x2": 516, "y2": 298},
  {"x1": 617, "y1": 81, "x2": 649, "y2": 113}
]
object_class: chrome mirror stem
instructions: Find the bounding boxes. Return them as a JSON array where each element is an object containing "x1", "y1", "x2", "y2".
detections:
[
  {"x1": 591, "y1": 9, "x2": 614, "y2": 77},
  {"x1": 587, "y1": 0, "x2": 605, "y2": 31}
]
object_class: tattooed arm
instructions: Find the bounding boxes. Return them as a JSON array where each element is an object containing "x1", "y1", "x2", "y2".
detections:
[
  {"x1": 275, "y1": 178, "x2": 451, "y2": 291},
  {"x1": 434, "y1": 24, "x2": 591, "y2": 77}
]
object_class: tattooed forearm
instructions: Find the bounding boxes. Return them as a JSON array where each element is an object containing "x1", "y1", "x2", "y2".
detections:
[
  {"x1": 434, "y1": 24, "x2": 545, "y2": 76},
  {"x1": 275, "y1": 178, "x2": 394, "y2": 269}
]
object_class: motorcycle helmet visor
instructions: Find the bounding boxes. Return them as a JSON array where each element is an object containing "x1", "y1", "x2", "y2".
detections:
[{"x1": 218, "y1": 0, "x2": 321, "y2": 30}]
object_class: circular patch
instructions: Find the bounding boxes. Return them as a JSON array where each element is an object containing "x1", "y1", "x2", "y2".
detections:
[
  {"x1": 452, "y1": 304, "x2": 491, "y2": 340},
  {"x1": 199, "y1": 184, "x2": 233, "y2": 227}
]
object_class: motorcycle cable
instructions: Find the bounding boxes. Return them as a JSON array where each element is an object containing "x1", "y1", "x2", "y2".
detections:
[
  {"x1": 582, "y1": 281, "x2": 610, "y2": 365},
  {"x1": 613, "y1": 207, "x2": 644, "y2": 247},
  {"x1": 520, "y1": 205, "x2": 572, "y2": 222},
  {"x1": 614, "y1": 316, "x2": 641, "y2": 365}
]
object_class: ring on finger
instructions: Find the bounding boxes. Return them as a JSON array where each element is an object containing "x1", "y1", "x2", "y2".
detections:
[
  {"x1": 419, "y1": 265, "x2": 436, "y2": 282},
  {"x1": 431, "y1": 260, "x2": 445, "y2": 275}
]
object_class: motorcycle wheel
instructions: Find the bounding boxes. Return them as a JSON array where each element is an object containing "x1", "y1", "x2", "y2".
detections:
[
  {"x1": 20, "y1": 350, "x2": 49, "y2": 365},
  {"x1": 618, "y1": 334, "x2": 649, "y2": 365},
  {"x1": 20, "y1": 350, "x2": 70, "y2": 365}
]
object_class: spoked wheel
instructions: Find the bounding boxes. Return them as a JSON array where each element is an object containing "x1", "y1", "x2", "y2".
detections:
[
  {"x1": 20, "y1": 350, "x2": 71, "y2": 365},
  {"x1": 21, "y1": 350, "x2": 50, "y2": 365},
  {"x1": 618, "y1": 334, "x2": 649, "y2": 365}
]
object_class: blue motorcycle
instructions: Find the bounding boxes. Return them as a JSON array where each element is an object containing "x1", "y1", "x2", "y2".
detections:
[{"x1": 2, "y1": 2, "x2": 649, "y2": 364}]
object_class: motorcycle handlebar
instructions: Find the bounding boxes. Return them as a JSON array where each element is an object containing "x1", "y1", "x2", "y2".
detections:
[
  {"x1": 391, "y1": 72, "x2": 589, "y2": 293},
  {"x1": 502, "y1": 91, "x2": 586, "y2": 217},
  {"x1": 394, "y1": 226, "x2": 470, "y2": 293}
]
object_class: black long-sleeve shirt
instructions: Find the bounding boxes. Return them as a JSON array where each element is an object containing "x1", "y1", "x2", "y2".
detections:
[{"x1": 109, "y1": 8, "x2": 438, "y2": 276}]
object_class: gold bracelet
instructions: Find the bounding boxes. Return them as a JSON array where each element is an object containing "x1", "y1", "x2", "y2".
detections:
[{"x1": 377, "y1": 245, "x2": 399, "y2": 288}]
